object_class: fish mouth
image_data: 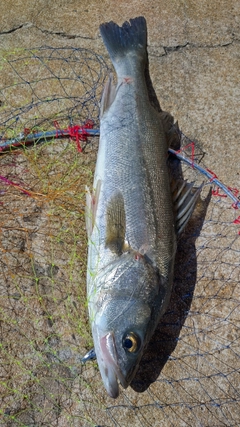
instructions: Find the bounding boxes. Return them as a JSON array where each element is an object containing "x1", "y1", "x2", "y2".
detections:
[{"x1": 99, "y1": 332, "x2": 127, "y2": 398}]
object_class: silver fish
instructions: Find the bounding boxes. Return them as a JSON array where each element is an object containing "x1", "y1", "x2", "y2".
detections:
[{"x1": 86, "y1": 16, "x2": 201, "y2": 398}]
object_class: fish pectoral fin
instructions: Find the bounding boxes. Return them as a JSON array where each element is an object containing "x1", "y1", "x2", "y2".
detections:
[
  {"x1": 100, "y1": 73, "x2": 116, "y2": 117},
  {"x1": 85, "y1": 180, "x2": 102, "y2": 237},
  {"x1": 172, "y1": 179, "x2": 204, "y2": 235},
  {"x1": 105, "y1": 192, "x2": 126, "y2": 255}
]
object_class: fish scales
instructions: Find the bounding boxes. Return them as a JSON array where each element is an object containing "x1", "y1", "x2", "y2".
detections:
[
  {"x1": 85, "y1": 16, "x2": 198, "y2": 398},
  {"x1": 95, "y1": 70, "x2": 175, "y2": 274}
]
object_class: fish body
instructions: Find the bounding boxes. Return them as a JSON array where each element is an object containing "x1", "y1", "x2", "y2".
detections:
[{"x1": 86, "y1": 17, "x2": 197, "y2": 398}]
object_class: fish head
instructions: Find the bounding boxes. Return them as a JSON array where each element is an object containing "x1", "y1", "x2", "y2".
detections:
[
  {"x1": 92, "y1": 296, "x2": 151, "y2": 398},
  {"x1": 91, "y1": 252, "x2": 169, "y2": 398}
]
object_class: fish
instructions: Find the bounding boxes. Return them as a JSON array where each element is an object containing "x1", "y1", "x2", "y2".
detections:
[{"x1": 85, "y1": 16, "x2": 201, "y2": 398}]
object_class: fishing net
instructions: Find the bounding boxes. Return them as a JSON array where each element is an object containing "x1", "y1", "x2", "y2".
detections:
[{"x1": 0, "y1": 47, "x2": 239, "y2": 427}]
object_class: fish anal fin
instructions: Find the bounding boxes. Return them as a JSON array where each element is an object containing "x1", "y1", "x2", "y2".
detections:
[
  {"x1": 85, "y1": 180, "x2": 102, "y2": 238},
  {"x1": 172, "y1": 180, "x2": 204, "y2": 235},
  {"x1": 85, "y1": 186, "x2": 93, "y2": 238},
  {"x1": 105, "y1": 192, "x2": 126, "y2": 256},
  {"x1": 100, "y1": 73, "x2": 116, "y2": 117}
]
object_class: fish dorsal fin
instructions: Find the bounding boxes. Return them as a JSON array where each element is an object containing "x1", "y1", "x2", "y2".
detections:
[
  {"x1": 105, "y1": 192, "x2": 126, "y2": 255},
  {"x1": 85, "y1": 180, "x2": 102, "y2": 238},
  {"x1": 159, "y1": 111, "x2": 181, "y2": 150},
  {"x1": 100, "y1": 73, "x2": 116, "y2": 117},
  {"x1": 172, "y1": 180, "x2": 203, "y2": 235}
]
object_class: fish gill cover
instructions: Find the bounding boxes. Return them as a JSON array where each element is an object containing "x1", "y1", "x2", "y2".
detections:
[{"x1": 0, "y1": 47, "x2": 239, "y2": 426}]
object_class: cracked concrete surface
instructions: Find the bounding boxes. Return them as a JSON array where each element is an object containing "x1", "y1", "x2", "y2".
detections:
[{"x1": 0, "y1": 1, "x2": 239, "y2": 426}]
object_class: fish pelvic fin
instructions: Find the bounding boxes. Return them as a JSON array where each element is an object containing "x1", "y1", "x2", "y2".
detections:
[
  {"x1": 172, "y1": 180, "x2": 204, "y2": 235},
  {"x1": 85, "y1": 180, "x2": 101, "y2": 238},
  {"x1": 105, "y1": 192, "x2": 126, "y2": 256},
  {"x1": 99, "y1": 17, "x2": 147, "y2": 68},
  {"x1": 100, "y1": 73, "x2": 117, "y2": 117}
]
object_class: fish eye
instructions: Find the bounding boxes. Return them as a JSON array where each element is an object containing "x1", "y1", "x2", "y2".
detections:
[{"x1": 122, "y1": 332, "x2": 141, "y2": 353}]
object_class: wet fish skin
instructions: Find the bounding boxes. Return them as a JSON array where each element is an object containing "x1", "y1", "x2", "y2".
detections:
[{"x1": 86, "y1": 16, "x2": 177, "y2": 398}]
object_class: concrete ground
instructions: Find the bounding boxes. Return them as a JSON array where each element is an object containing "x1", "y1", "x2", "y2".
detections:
[{"x1": 0, "y1": 1, "x2": 239, "y2": 426}]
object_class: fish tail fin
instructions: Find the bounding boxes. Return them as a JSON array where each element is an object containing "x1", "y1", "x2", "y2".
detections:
[{"x1": 99, "y1": 17, "x2": 147, "y2": 69}]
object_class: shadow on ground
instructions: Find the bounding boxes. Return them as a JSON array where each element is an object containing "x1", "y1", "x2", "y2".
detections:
[{"x1": 131, "y1": 188, "x2": 211, "y2": 393}]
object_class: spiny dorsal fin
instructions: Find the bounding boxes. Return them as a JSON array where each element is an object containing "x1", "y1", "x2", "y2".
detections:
[
  {"x1": 172, "y1": 180, "x2": 204, "y2": 235},
  {"x1": 100, "y1": 73, "x2": 116, "y2": 117},
  {"x1": 105, "y1": 192, "x2": 126, "y2": 255}
]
